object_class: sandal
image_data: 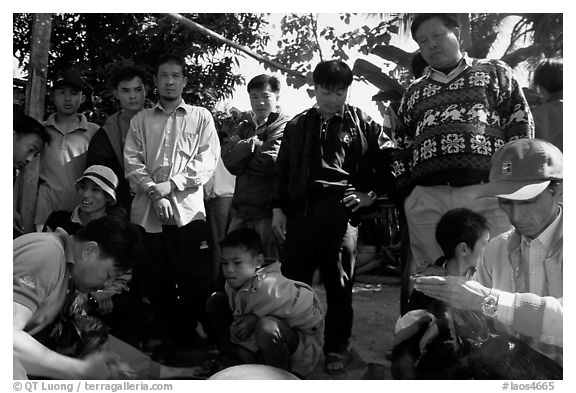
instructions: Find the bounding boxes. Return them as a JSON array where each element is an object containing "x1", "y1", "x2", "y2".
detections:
[{"x1": 325, "y1": 351, "x2": 349, "y2": 375}]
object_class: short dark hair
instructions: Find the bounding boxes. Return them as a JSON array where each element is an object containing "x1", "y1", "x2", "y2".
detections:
[
  {"x1": 435, "y1": 208, "x2": 490, "y2": 260},
  {"x1": 110, "y1": 65, "x2": 148, "y2": 90},
  {"x1": 219, "y1": 228, "x2": 263, "y2": 256},
  {"x1": 312, "y1": 60, "x2": 353, "y2": 90},
  {"x1": 155, "y1": 53, "x2": 186, "y2": 75},
  {"x1": 411, "y1": 14, "x2": 460, "y2": 41},
  {"x1": 74, "y1": 216, "x2": 142, "y2": 272},
  {"x1": 13, "y1": 114, "x2": 51, "y2": 146},
  {"x1": 534, "y1": 58, "x2": 563, "y2": 95},
  {"x1": 247, "y1": 74, "x2": 281, "y2": 94}
]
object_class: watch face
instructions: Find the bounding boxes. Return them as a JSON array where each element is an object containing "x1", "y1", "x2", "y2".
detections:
[{"x1": 482, "y1": 294, "x2": 499, "y2": 318}]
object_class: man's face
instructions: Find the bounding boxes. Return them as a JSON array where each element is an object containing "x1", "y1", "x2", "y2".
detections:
[
  {"x1": 72, "y1": 243, "x2": 118, "y2": 293},
  {"x1": 498, "y1": 186, "x2": 560, "y2": 239},
  {"x1": 76, "y1": 179, "x2": 111, "y2": 216},
  {"x1": 220, "y1": 246, "x2": 261, "y2": 290},
  {"x1": 463, "y1": 230, "x2": 490, "y2": 269},
  {"x1": 52, "y1": 85, "x2": 85, "y2": 115},
  {"x1": 13, "y1": 133, "x2": 44, "y2": 170},
  {"x1": 154, "y1": 62, "x2": 187, "y2": 102},
  {"x1": 249, "y1": 84, "x2": 278, "y2": 122},
  {"x1": 414, "y1": 16, "x2": 462, "y2": 70},
  {"x1": 114, "y1": 76, "x2": 146, "y2": 113},
  {"x1": 315, "y1": 85, "x2": 348, "y2": 116}
]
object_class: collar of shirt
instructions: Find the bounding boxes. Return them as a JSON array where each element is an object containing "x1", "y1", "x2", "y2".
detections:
[
  {"x1": 425, "y1": 53, "x2": 474, "y2": 82},
  {"x1": 522, "y1": 205, "x2": 563, "y2": 252},
  {"x1": 54, "y1": 227, "x2": 76, "y2": 266},
  {"x1": 153, "y1": 99, "x2": 190, "y2": 115},
  {"x1": 250, "y1": 111, "x2": 269, "y2": 128},
  {"x1": 314, "y1": 105, "x2": 345, "y2": 122},
  {"x1": 44, "y1": 113, "x2": 90, "y2": 134},
  {"x1": 70, "y1": 205, "x2": 83, "y2": 225}
]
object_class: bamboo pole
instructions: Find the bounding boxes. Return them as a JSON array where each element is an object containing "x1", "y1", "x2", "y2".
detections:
[
  {"x1": 165, "y1": 13, "x2": 306, "y2": 81},
  {"x1": 18, "y1": 13, "x2": 52, "y2": 233}
]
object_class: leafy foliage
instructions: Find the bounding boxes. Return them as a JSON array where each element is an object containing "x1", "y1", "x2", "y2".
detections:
[
  {"x1": 13, "y1": 13, "x2": 271, "y2": 123},
  {"x1": 263, "y1": 13, "x2": 402, "y2": 90}
]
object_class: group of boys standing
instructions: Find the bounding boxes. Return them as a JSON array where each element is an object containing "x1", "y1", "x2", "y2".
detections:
[{"x1": 13, "y1": 12, "x2": 562, "y2": 379}]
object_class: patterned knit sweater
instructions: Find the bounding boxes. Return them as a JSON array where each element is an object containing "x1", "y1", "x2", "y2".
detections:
[{"x1": 393, "y1": 57, "x2": 534, "y2": 192}]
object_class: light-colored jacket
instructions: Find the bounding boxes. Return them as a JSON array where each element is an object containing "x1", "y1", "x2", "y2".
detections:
[
  {"x1": 225, "y1": 260, "x2": 324, "y2": 376},
  {"x1": 474, "y1": 211, "x2": 562, "y2": 364}
]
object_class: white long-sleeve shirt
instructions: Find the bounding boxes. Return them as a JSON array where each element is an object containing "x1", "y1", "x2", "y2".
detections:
[{"x1": 124, "y1": 100, "x2": 220, "y2": 233}]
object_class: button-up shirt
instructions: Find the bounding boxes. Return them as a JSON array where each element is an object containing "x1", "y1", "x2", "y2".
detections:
[
  {"x1": 124, "y1": 100, "x2": 220, "y2": 233},
  {"x1": 35, "y1": 114, "x2": 99, "y2": 225}
]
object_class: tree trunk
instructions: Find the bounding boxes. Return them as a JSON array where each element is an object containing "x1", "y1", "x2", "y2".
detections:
[{"x1": 17, "y1": 13, "x2": 52, "y2": 233}]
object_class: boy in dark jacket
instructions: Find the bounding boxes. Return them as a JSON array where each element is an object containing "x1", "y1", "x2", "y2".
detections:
[
  {"x1": 221, "y1": 74, "x2": 290, "y2": 259},
  {"x1": 270, "y1": 60, "x2": 394, "y2": 374}
]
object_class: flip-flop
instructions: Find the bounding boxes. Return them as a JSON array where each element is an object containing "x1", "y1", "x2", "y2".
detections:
[{"x1": 325, "y1": 351, "x2": 349, "y2": 375}]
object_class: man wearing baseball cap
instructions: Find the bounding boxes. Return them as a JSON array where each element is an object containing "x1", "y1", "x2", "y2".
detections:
[
  {"x1": 35, "y1": 69, "x2": 99, "y2": 230},
  {"x1": 413, "y1": 139, "x2": 563, "y2": 367}
]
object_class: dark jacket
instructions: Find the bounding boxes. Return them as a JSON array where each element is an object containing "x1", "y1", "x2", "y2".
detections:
[
  {"x1": 271, "y1": 105, "x2": 395, "y2": 217},
  {"x1": 221, "y1": 111, "x2": 290, "y2": 219},
  {"x1": 85, "y1": 112, "x2": 133, "y2": 212}
]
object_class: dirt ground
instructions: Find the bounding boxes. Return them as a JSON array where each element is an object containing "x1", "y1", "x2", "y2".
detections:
[{"x1": 306, "y1": 273, "x2": 402, "y2": 380}]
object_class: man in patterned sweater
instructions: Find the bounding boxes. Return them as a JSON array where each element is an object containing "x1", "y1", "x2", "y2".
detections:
[{"x1": 393, "y1": 14, "x2": 534, "y2": 290}]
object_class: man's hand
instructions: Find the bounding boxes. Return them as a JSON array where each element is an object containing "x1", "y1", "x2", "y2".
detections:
[
  {"x1": 336, "y1": 259, "x2": 350, "y2": 288},
  {"x1": 231, "y1": 314, "x2": 259, "y2": 340},
  {"x1": 271, "y1": 208, "x2": 287, "y2": 242},
  {"x1": 153, "y1": 198, "x2": 174, "y2": 223},
  {"x1": 342, "y1": 188, "x2": 375, "y2": 212},
  {"x1": 91, "y1": 291, "x2": 114, "y2": 314},
  {"x1": 413, "y1": 275, "x2": 489, "y2": 312},
  {"x1": 147, "y1": 181, "x2": 174, "y2": 201}
]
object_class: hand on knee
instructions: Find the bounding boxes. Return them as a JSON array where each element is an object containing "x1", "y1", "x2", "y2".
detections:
[{"x1": 254, "y1": 317, "x2": 282, "y2": 347}]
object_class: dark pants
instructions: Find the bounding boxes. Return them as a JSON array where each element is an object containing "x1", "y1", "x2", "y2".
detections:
[
  {"x1": 205, "y1": 292, "x2": 298, "y2": 370},
  {"x1": 205, "y1": 196, "x2": 234, "y2": 291},
  {"x1": 142, "y1": 219, "x2": 215, "y2": 343},
  {"x1": 283, "y1": 189, "x2": 358, "y2": 355}
]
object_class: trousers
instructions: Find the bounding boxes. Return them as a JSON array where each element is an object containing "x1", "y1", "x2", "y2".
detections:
[{"x1": 283, "y1": 189, "x2": 357, "y2": 354}]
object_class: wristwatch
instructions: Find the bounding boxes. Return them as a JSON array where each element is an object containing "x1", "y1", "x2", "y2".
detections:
[
  {"x1": 482, "y1": 291, "x2": 499, "y2": 318},
  {"x1": 367, "y1": 191, "x2": 377, "y2": 201}
]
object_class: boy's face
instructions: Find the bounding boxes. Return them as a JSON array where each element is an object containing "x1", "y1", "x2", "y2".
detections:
[
  {"x1": 13, "y1": 133, "x2": 44, "y2": 170},
  {"x1": 154, "y1": 62, "x2": 187, "y2": 102},
  {"x1": 114, "y1": 76, "x2": 146, "y2": 113},
  {"x1": 52, "y1": 85, "x2": 85, "y2": 115},
  {"x1": 249, "y1": 84, "x2": 278, "y2": 122},
  {"x1": 76, "y1": 178, "x2": 111, "y2": 216},
  {"x1": 221, "y1": 246, "x2": 262, "y2": 289},
  {"x1": 314, "y1": 84, "x2": 348, "y2": 116},
  {"x1": 463, "y1": 230, "x2": 490, "y2": 269}
]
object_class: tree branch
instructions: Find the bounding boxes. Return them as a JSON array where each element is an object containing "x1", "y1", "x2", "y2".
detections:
[{"x1": 165, "y1": 13, "x2": 306, "y2": 81}]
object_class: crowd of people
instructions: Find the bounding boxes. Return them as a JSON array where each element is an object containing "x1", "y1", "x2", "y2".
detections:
[{"x1": 13, "y1": 13, "x2": 562, "y2": 380}]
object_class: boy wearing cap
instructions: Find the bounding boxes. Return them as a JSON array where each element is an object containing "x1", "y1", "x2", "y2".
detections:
[
  {"x1": 414, "y1": 139, "x2": 563, "y2": 367},
  {"x1": 35, "y1": 69, "x2": 99, "y2": 229},
  {"x1": 42, "y1": 165, "x2": 151, "y2": 348},
  {"x1": 87, "y1": 65, "x2": 149, "y2": 212}
]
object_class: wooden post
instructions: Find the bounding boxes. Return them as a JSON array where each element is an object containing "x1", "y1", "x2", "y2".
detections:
[{"x1": 17, "y1": 13, "x2": 52, "y2": 233}]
